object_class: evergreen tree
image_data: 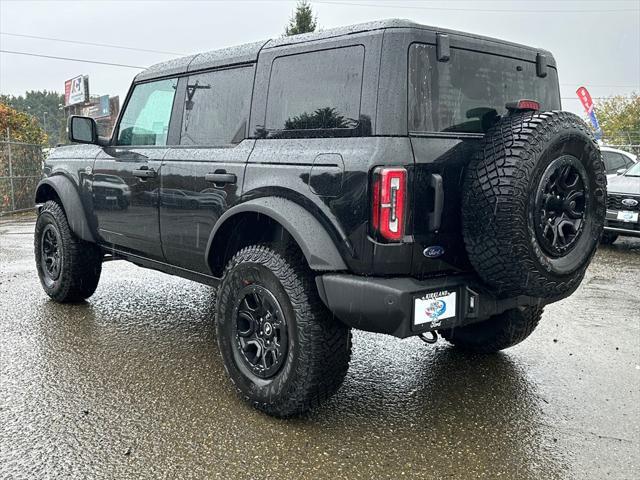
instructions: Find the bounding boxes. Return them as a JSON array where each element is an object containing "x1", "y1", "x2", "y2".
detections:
[{"x1": 285, "y1": 0, "x2": 317, "y2": 36}]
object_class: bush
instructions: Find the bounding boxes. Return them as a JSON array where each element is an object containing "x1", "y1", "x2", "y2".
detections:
[{"x1": 0, "y1": 103, "x2": 46, "y2": 212}]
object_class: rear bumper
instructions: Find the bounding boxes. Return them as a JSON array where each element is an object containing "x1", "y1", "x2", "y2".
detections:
[
  {"x1": 316, "y1": 274, "x2": 546, "y2": 338},
  {"x1": 604, "y1": 209, "x2": 640, "y2": 237}
]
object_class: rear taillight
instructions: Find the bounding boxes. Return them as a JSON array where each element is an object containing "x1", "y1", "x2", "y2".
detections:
[{"x1": 371, "y1": 167, "x2": 407, "y2": 242}]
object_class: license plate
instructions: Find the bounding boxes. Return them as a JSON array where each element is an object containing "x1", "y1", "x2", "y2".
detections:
[
  {"x1": 414, "y1": 290, "x2": 457, "y2": 328},
  {"x1": 617, "y1": 210, "x2": 639, "y2": 223}
]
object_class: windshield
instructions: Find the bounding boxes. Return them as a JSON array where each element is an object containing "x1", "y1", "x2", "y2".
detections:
[
  {"x1": 624, "y1": 162, "x2": 640, "y2": 177},
  {"x1": 408, "y1": 43, "x2": 561, "y2": 134}
]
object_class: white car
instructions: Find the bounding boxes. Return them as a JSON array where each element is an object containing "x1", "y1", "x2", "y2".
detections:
[
  {"x1": 602, "y1": 161, "x2": 640, "y2": 244},
  {"x1": 601, "y1": 146, "x2": 637, "y2": 177}
]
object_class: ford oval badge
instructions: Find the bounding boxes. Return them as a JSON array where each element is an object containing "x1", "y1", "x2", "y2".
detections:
[{"x1": 423, "y1": 246, "x2": 445, "y2": 258}]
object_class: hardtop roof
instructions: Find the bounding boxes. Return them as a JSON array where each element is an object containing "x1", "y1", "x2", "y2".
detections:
[{"x1": 135, "y1": 18, "x2": 553, "y2": 82}]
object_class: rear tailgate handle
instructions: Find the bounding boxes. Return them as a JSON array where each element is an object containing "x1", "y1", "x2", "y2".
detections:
[
  {"x1": 205, "y1": 172, "x2": 236, "y2": 184},
  {"x1": 132, "y1": 167, "x2": 156, "y2": 178},
  {"x1": 428, "y1": 173, "x2": 444, "y2": 231}
]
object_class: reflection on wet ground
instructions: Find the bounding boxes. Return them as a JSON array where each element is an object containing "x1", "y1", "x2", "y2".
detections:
[{"x1": 1, "y1": 218, "x2": 638, "y2": 479}]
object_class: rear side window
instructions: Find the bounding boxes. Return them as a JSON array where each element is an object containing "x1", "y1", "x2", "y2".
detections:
[
  {"x1": 265, "y1": 46, "x2": 364, "y2": 134},
  {"x1": 408, "y1": 43, "x2": 561, "y2": 134},
  {"x1": 602, "y1": 151, "x2": 629, "y2": 172},
  {"x1": 117, "y1": 78, "x2": 177, "y2": 146},
  {"x1": 180, "y1": 66, "x2": 253, "y2": 146}
]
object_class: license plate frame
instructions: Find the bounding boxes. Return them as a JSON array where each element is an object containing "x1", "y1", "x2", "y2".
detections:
[
  {"x1": 413, "y1": 289, "x2": 458, "y2": 329},
  {"x1": 616, "y1": 210, "x2": 639, "y2": 223}
]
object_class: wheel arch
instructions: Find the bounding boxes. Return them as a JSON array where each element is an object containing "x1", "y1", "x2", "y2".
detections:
[
  {"x1": 206, "y1": 197, "x2": 348, "y2": 277},
  {"x1": 35, "y1": 175, "x2": 95, "y2": 243}
]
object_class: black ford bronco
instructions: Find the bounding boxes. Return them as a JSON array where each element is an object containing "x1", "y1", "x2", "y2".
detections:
[{"x1": 34, "y1": 20, "x2": 606, "y2": 417}]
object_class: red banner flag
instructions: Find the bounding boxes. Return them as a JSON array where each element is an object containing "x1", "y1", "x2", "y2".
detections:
[{"x1": 576, "y1": 86, "x2": 594, "y2": 114}]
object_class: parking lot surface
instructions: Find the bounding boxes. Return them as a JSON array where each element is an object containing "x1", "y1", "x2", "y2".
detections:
[{"x1": 1, "y1": 216, "x2": 639, "y2": 479}]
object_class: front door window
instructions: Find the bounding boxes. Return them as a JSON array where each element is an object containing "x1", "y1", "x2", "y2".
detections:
[{"x1": 117, "y1": 78, "x2": 177, "y2": 146}]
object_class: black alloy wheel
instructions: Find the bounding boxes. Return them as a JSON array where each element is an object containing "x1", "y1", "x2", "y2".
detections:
[
  {"x1": 233, "y1": 284, "x2": 288, "y2": 379},
  {"x1": 534, "y1": 155, "x2": 589, "y2": 257},
  {"x1": 40, "y1": 223, "x2": 62, "y2": 287},
  {"x1": 462, "y1": 110, "x2": 606, "y2": 298},
  {"x1": 215, "y1": 244, "x2": 352, "y2": 417},
  {"x1": 34, "y1": 200, "x2": 103, "y2": 302}
]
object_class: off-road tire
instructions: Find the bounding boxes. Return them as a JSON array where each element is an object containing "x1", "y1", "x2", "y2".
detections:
[
  {"x1": 34, "y1": 200, "x2": 102, "y2": 302},
  {"x1": 463, "y1": 111, "x2": 606, "y2": 298},
  {"x1": 600, "y1": 232, "x2": 618, "y2": 245},
  {"x1": 440, "y1": 306, "x2": 544, "y2": 353},
  {"x1": 215, "y1": 244, "x2": 352, "y2": 417}
]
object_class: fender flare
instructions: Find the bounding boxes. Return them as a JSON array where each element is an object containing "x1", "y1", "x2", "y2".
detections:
[
  {"x1": 35, "y1": 176, "x2": 95, "y2": 243},
  {"x1": 206, "y1": 197, "x2": 347, "y2": 272}
]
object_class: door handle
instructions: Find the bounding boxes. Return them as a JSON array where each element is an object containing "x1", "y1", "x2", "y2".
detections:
[
  {"x1": 428, "y1": 173, "x2": 444, "y2": 231},
  {"x1": 205, "y1": 172, "x2": 236, "y2": 184},
  {"x1": 133, "y1": 167, "x2": 156, "y2": 178}
]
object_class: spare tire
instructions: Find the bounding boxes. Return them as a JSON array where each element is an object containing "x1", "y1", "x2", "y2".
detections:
[{"x1": 462, "y1": 111, "x2": 606, "y2": 298}]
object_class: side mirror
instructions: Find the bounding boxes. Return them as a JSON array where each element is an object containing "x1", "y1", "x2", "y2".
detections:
[
  {"x1": 68, "y1": 115, "x2": 98, "y2": 144},
  {"x1": 616, "y1": 168, "x2": 627, "y2": 176}
]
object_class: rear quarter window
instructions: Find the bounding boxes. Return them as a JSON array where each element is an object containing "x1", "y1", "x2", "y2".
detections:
[
  {"x1": 265, "y1": 46, "x2": 365, "y2": 136},
  {"x1": 408, "y1": 43, "x2": 561, "y2": 134}
]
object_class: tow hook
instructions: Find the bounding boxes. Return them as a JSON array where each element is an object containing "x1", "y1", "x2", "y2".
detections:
[{"x1": 419, "y1": 331, "x2": 438, "y2": 344}]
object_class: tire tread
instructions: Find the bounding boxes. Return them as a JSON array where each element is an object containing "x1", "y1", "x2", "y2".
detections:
[
  {"x1": 441, "y1": 306, "x2": 544, "y2": 353},
  {"x1": 462, "y1": 111, "x2": 606, "y2": 298},
  {"x1": 35, "y1": 200, "x2": 102, "y2": 302},
  {"x1": 216, "y1": 244, "x2": 351, "y2": 417}
]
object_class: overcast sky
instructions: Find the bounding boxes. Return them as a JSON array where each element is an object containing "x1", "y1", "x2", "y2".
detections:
[{"x1": 1, "y1": 0, "x2": 639, "y2": 117}]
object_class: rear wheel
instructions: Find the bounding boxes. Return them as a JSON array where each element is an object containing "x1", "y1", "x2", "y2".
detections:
[
  {"x1": 215, "y1": 244, "x2": 351, "y2": 417},
  {"x1": 600, "y1": 232, "x2": 618, "y2": 245},
  {"x1": 440, "y1": 306, "x2": 544, "y2": 353},
  {"x1": 34, "y1": 200, "x2": 102, "y2": 302}
]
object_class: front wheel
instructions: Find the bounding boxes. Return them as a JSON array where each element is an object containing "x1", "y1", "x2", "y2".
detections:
[
  {"x1": 440, "y1": 306, "x2": 544, "y2": 353},
  {"x1": 215, "y1": 244, "x2": 351, "y2": 417},
  {"x1": 34, "y1": 200, "x2": 103, "y2": 302}
]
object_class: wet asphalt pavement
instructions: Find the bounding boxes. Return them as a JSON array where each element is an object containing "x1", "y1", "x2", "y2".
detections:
[{"x1": 0, "y1": 216, "x2": 639, "y2": 479}]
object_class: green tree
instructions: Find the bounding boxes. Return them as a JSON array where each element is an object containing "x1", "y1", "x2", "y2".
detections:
[
  {"x1": 0, "y1": 90, "x2": 65, "y2": 146},
  {"x1": 285, "y1": 0, "x2": 317, "y2": 36},
  {"x1": 595, "y1": 93, "x2": 640, "y2": 146},
  {"x1": 284, "y1": 107, "x2": 354, "y2": 130}
]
